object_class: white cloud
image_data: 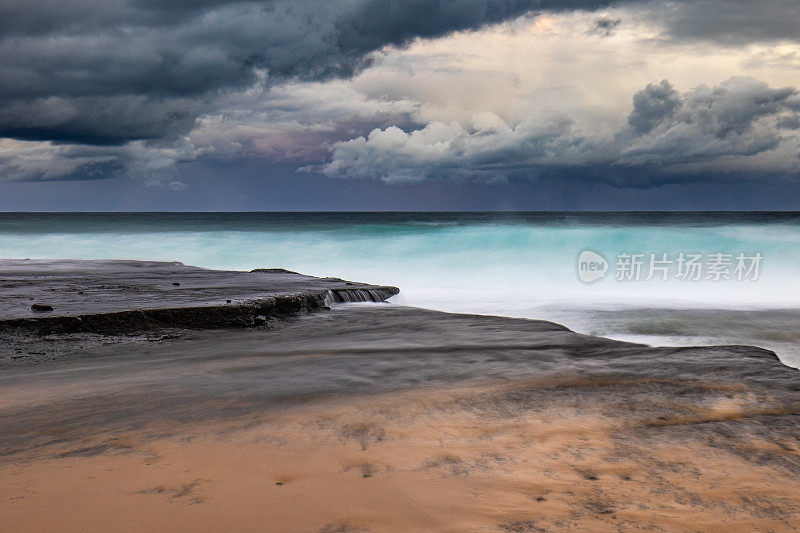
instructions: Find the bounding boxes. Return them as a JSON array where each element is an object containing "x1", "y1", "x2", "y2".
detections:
[
  {"x1": 322, "y1": 77, "x2": 800, "y2": 184},
  {"x1": 0, "y1": 138, "x2": 195, "y2": 182},
  {"x1": 190, "y1": 79, "x2": 419, "y2": 161}
]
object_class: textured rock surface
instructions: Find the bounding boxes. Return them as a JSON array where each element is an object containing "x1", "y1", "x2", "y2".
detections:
[
  {"x1": 0, "y1": 259, "x2": 398, "y2": 334},
  {"x1": 1, "y1": 305, "x2": 800, "y2": 531}
]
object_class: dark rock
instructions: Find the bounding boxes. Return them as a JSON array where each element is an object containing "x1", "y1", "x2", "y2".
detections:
[
  {"x1": 0, "y1": 260, "x2": 399, "y2": 336},
  {"x1": 250, "y1": 268, "x2": 301, "y2": 274}
]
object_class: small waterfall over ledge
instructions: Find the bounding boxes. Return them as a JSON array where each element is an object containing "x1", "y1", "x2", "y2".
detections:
[{"x1": 325, "y1": 287, "x2": 400, "y2": 306}]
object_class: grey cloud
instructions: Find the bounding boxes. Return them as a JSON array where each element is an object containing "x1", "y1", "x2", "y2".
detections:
[
  {"x1": 646, "y1": 0, "x2": 800, "y2": 45},
  {"x1": 628, "y1": 80, "x2": 681, "y2": 133},
  {"x1": 322, "y1": 77, "x2": 800, "y2": 185},
  {"x1": 777, "y1": 115, "x2": 800, "y2": 130},
  {"x1": 0, "y1": 138, "x2": 195, "y2": 182},
  {"x1": 0, "y1": 96, "x2": 202, "y2": 145},
  {"x1": 621, "y1": 77, "x2": 799, "y2": 164},
  {"x1": 592, "y1": 16, "x2": 621, "y2": 36},
  {"x1": 1, "y1": 0, "x2": 625, "y2": 148}
]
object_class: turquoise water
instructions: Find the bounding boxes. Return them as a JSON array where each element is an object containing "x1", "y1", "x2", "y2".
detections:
[{"x1": 2, "y1": 212, "x2": 800, "y2": 366}]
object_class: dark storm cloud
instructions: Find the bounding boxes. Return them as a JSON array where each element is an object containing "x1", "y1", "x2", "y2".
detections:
[
  {"x1": 0, "y1": 96, "x2": 202, "y2": 145},
  {"x1": 649, "y1": 0, "x2": 800, "y2": 45},
  {"x1": 0, "y1": 0, "x2": 628, "y2": 147},
  {"x1": 2, "y1": 0, "x2": 799, "y2": 184}
]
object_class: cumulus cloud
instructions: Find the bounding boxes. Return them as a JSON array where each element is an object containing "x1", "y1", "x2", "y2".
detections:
[
  {"x1": 619, "y1": 78, "x2": 800, "y2": 167},
  {"x1": 2, "y1": 0, "x2": 800, "y2": 185},
  {"x1": 627, "y1": 80, "x2": 681, "y2": 134},
  {"x1": 322, "y1": 77, "x2": 800, "y2": 184},
  {"x1": 322, "y1": 112, "x2": 595, "y2": 183}
]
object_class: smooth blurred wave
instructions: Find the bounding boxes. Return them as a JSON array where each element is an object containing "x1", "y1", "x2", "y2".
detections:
[{"x1": 2, "y1": 212, "x2": 800, "y2": 367}]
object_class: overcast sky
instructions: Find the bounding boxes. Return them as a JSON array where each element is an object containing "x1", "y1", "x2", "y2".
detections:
[{"x1": 1, "y1": 0, "x2": 799, "y2": 210}]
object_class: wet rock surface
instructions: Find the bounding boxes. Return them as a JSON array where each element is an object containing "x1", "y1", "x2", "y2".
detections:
[
  {"x1": 1, "y1": 275, "x2": 800, "y2": 530},
  {"x1": 1, "y1": 304, "x2": 798, "y2": 459},
  {"x1": 0, "y1": 259, "x2": 398, "y2": 337}
]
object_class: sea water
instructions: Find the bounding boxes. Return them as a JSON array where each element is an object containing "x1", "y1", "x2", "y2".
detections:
[{"x1": 2, "y1": 212, "x2": 799, "y2": 368}]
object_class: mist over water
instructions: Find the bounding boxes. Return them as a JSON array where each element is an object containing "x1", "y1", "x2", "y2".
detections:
[{"x1": 2, "y1": 212, "x2": 800, "y2": 368}]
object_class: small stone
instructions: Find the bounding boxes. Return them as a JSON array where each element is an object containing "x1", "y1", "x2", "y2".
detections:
[
  {"x1": 31, "y1": 304, "x2": 54, "y2": 312},
  {"x1": 172, "y1": 282, "x2": 181, "y2": 286}
]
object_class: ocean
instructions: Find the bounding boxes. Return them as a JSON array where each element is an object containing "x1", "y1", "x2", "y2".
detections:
[{"x1": 2, "y1": 211, "x2": 800, "y2": 368}]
